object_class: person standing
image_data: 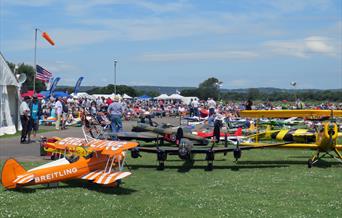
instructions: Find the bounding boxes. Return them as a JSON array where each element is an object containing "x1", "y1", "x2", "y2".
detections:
[
  {"x1": 28, "y1": 95, "x2": 41, "y2": 142},
  {"x1": 207, "y1": 98, "x2": 216, "y2": 116},
  {"x1": 245, "y1": 99, "x2": 253, "y2": 110},
  {"x1": 55, "y1": 97, "x2": 63, "y2": 130},
  {"x1": 107, "y1": 96, "x2": 123, "y2": 137},
  {"x1": 191, "y1": 98, "x2": 199, "y2": 117},
  {"x1": 61, "y1": 98, "x2": 69, "y2": 130},
  {"x1": 19, "y1": 96, "x2": 31, "y2": 143}
]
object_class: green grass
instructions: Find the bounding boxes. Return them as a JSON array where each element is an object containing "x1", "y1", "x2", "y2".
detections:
[
  {"x1": 0, "y1": 128, "x2": 57, "y2": 139},
  {"x1": 1, "y1": 149, "x2": 342, "y2": 218}
]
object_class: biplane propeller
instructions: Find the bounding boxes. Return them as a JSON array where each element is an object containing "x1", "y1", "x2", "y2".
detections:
[{"x1": 239, "y1": 110, "x2": 342, "y2": 168}]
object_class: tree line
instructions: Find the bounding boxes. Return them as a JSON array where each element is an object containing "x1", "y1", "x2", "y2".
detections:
[{"x1": 6, "y1": 62, "x2": 341, "y2": 101}]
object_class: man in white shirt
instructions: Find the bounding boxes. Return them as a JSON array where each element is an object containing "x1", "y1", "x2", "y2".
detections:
[
  {"x1": 191, "y1": 99, "x2": 199, "y2": 117},
  {"x1": 207, "y1": 98, "x2": 216, "y2": 116},
  {"x1": 19, "y1": 96, "x2": 31, "y2": 143},
  {"x1": 55, "y1": 97, "x2": 63, "y2": 130}
]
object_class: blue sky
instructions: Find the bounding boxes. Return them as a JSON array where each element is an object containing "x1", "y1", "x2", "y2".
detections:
[{"x1": 0, "y1": 0, "x2": 341, "y2": 89}]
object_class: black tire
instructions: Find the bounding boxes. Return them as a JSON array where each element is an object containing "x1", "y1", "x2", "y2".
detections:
[{"x1": 157, "y1": 162, "x2": 165, "y2": 171}]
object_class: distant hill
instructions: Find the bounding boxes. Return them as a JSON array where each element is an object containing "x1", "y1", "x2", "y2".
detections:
[
  {"x1": 56, "y1": 85, "x2": 341, "y2": 94},
  {"x1": 132, "y1": 86, "x2": 195, "y2": 95}
]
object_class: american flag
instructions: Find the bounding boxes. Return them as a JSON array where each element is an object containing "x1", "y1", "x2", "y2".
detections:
[{"x1": 36, "y1": 65, "x2": 52, "y2": 82}]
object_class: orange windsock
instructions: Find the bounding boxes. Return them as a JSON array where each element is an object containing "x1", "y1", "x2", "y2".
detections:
[{"x1": 41, "y1": 32, "x2": 55, "y2": 46}]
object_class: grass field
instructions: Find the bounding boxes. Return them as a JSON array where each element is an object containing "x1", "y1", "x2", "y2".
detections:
[{"x1": 1, "y1": 147, "x2": 342, "y2": 218}]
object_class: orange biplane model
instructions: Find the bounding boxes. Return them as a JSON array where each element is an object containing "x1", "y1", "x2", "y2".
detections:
[{"x1": 1, "y1": 137, "x2": 138, "y2": 189}]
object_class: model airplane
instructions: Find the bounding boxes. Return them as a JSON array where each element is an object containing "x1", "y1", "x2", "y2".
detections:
[
  {"x1": 130, "y1": 121, "x2": 282, "y2": 170},
  {"x1": 2, "y1": 137, "x2": 138, "y2": 189},
  {"x1": 239, "y1": 110, "x2": 342, "y2": 168}
]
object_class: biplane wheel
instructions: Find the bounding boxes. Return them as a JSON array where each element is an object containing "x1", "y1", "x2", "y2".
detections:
[
  {"x1": 157, "y1": 162, "x2": 165, "y2": 171},
  {"x1": 307, "y1": 159, "x2": 313, "y2": 168}
]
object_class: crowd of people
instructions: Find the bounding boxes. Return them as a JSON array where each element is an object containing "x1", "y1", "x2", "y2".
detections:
[{"x1": 19, "y1": 93, "x2": 342, "y2": 143}]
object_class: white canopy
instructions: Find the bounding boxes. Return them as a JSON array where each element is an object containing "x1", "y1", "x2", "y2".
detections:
[
  {"x1": 0, "y1": 52, "x2": 21, "y2": 136},
  {"x1": 71, "y1": 92, "x2": 95, "y2": 100},
  {"x1": 92, "y1": 93, "x2": 122, "y2": 99},
  {"x1": 168, "y1": 93, "x2": 183, "y2": 100},
  {"x1": 123, "y1": 93, "x2": 132, "y2": 99},
  {"x1": 155, "y1": 94, "x2": 169, "y2": 100}
]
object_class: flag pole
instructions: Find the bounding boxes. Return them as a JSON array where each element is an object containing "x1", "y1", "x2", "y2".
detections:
[{"x1": 33, "y1": 28, "x2": 38, "y2": 93}]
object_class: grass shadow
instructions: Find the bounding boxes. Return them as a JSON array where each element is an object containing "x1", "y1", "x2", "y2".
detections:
[
  {"x1": 129, "y1": 163, "x2": 288, "y2": 171},
  {"x1": 177, "y1": 159, "x2": 194, "y2": 173},
  {"x1": 5, "y1": 180, "x2": 137, "y2": 195}
]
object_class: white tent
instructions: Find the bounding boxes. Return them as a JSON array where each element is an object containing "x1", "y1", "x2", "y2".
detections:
[
  {"x1": 71, "y1": 92, "x2": 95, "y2": 100},
  {"x1": 122, "y1": 93, "x2": 132, "y2": 99},
  {"x1": 155, "y1": 94, "x2": 169, "y2": 100},
  {"x1": 92, "y1": 93, "x2": 122, "y2": 100},
  {"x1": 0, "y1": 52, "x2": 21, "y2": 136},
  {"x1": 168, "y1": 93, "x2": 183, "y2": 100}
]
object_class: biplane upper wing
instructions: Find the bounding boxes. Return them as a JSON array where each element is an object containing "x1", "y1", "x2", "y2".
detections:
[
  {"x1": 54, "y1": 137, "x2": 139, "y2": 156},
  {"x1": 240, "y1": 110, "x2": 342, "y2": 118},
  {"x1": 85, "y1": 138, "x2": 139, "y2": 156}
]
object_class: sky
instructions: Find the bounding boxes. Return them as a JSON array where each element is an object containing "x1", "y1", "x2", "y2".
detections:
[{"x1": 0, "y1": 0, "x2": 341, "y2": 89}]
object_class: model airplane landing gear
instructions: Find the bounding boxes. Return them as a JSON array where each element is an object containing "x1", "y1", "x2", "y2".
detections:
[
  {"x1": 206, "y1": 151, "x2": 214, "y2": 171},
  {"x1": 157, "y1": 150, "x2": 167, "y2": 170},
  {"x1": 308, "y1": 149, "x2": 342, "y2": 168},
  {"x1": 131, "y1": 148, "x2": 141, "y2": 159}
]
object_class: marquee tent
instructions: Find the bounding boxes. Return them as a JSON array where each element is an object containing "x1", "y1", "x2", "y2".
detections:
[{"x1": 0, "y1": 52, "x2": 21, "y2": 136}]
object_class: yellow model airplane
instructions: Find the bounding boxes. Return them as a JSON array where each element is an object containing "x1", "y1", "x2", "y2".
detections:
[{"x1": 239, "y1": 110, "x2": 342, "y2": 168}]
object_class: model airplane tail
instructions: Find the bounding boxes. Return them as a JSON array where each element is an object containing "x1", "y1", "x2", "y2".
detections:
[{"x1": 1, "y1": 158, "x2": 28, "y2": 189}]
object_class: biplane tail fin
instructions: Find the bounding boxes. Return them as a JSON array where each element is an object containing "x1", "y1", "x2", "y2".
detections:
[{"x1": 1, "y1": 158, "x2": 28, "y2": 189}]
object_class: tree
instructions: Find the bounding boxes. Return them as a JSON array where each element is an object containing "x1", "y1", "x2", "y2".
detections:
[
  {"x1": 7, "y1": 62, "x2": 46, "y2": 93},
  {"x1": 198, "y1": 77, "x2": 221, "y2": 100}
]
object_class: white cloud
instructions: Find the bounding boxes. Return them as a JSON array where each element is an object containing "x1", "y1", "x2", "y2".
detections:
[
  {"x1": 65, "y1": 0, "x2": 189, "y2": 15},
  {"x1": 263, "y1": 36, "x2": 338, "y2": 58},
  {"x1": 140, "y1": 50, "x2": 259, "y2": 61}
]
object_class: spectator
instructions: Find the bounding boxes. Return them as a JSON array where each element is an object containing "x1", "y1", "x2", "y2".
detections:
[
  {"x1": 207, "y1": 98, "x2": 216, "y2": 116},
  {"x1": 19, "y1": 96, "x2": 31, "y2": 143},
  {"x1": 28, "y1": 94, "x2": 41, "y2": 142},
  {"x1": 55, "y1": 97, "x2": 63, "y2": 130},
  {"x1": 245, "y1": 99, "x2": 253, "y2": 110},
  {"x1": 107, "y1": 96, "x2": 123, "y2": 137}
]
